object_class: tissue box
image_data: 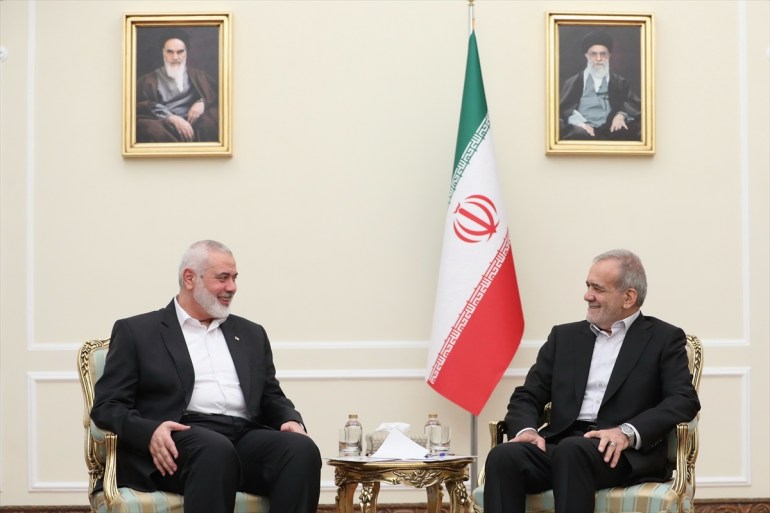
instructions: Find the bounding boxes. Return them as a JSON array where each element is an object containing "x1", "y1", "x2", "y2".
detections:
[{"x1": 366, "y1": 430, "x2": 428, "y2": 455}]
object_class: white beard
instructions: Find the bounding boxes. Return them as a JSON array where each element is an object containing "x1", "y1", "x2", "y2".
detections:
[
  {"x1": 587, "y1": 61, "x2": 609, "y2": 85},
  {"x1": 164, "y1": 62, "x2": 187, "y2": 93},
  {"x1": 193, "y1": 279, "x2": 231, "y2": 319}
]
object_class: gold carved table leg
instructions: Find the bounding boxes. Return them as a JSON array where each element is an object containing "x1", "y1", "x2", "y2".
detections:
[
  {"x1": 334, "y1": 481, "x2": 357, "y2": 513},
  {"x1": 358, "y1": 480, "x2": 380, "y2": 513},
  {"x1": 445, "y1": 478, "x2": 471, "y2": 513},
  {"x1": 426, "y1": 483, "x2": 444, "y2": 513}
]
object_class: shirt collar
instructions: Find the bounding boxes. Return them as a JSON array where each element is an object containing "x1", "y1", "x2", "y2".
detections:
[{"x1": 590, "y1": 310, "x2": 641, "y2": 337}]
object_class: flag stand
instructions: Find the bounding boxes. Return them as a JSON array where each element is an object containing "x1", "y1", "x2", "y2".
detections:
[{"x1": 471, "y1": 413, "x2": 478, "y2": 490}]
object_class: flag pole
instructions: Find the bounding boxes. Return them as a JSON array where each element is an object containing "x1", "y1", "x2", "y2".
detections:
[
  {"x1": 467, "y1": 2, "x2": 479, "y2": 494},
  {"x1": 468, "y1": 0, "x2": 475, "y2": 34}
]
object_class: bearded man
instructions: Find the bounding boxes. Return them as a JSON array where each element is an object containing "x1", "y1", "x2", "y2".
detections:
[
  {"x1": 92, "y1": 240, "x2": 322, "y2": 513},
  {"x1": 136, "y1": 30, "x2": 219, "y2": 143},
  {"x1": 559, "y1": 30, "x2": 642, "y2": 141}
]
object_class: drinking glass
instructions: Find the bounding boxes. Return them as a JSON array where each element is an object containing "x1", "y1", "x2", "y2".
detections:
[{"x1": 428, "y1": 425, "x2": 451, "y2": 455}]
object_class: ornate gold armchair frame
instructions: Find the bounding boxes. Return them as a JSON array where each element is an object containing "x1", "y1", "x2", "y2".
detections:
[
  {"x1": 473, "y1": 334, "x2": 703, "y2": 513},
  {"x1": 77, "y1": 338, "x2": 268, "y2": 513},
  {"x1": 78, "y1": 338, "x2": 118, "y2": 505}
]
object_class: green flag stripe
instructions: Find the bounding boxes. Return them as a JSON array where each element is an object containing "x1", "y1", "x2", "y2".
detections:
[{"x1": 453, "y1": 32, "x2": 488, "y2": 173}]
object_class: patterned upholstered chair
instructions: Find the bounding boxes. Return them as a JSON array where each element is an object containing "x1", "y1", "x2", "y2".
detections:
[
  {"x1": 77, "y1": 338, "x2": 270, "y2": 513},
  {"x1": 472, "y1": 334, "x2": 703, "y2": 513}
]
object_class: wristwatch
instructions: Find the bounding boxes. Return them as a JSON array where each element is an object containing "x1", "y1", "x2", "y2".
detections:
[{"x1": 620, "y1": 423, "x2": 636, "y2": 447}]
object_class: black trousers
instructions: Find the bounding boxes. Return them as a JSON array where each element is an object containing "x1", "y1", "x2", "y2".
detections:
[
  {"x1": 151, "y1": 413, "x2": 321, "y2": 513},
  {"x1": 483, "y1": 430, "x2": 632, "y2": 513}
]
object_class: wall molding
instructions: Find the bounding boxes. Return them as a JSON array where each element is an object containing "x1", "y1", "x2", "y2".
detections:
[
  {"x1": 696, "y1": 367, "x2": 752, "y2": 487},
  {"x1": 27, "y1": 336, "x2": 751, "y2": 353},
  {"x1": 26, "y1": 372, "x2": 83, "y2": 492},
  {"x1": 23, "y1": 368, "x2": 749, "y2": 493}
]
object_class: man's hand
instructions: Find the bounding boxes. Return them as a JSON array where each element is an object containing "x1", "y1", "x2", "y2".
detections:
[
  {"x1": 579, "y1": 123, "x2": 596, "y2": 137},
  {"x1": 280, "y1": 420, "x2": 308, "y2": 435},
  {"x1": 610, "y1": 113, "x2": 628, "y2": 132},
  {"x1": 585, "y1": 427, "x2": 629, "y2": 468},
  {"x1": 186, "y1": 100, "x2": 205, "y2": 124},
  {"x1": 508, "y1": 428, "x2": 546, "y2": 451},
  {"x1": 149, "y1": 421, "x2": 190, "y2": 476},
  {"x1": 165, "y1": 114, "x2": 195, "y2": 142}
]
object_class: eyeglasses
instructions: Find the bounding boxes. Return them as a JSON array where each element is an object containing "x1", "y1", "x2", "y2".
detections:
[{"x1": 587, "y1": 51, "x2": 609, "y2": 58}]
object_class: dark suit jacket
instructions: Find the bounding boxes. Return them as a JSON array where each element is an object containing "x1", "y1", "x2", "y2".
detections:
[
  {"x1": 91, "y1": 300, "x2": 304, "y2": 491},
  {"x1": 503, "y1": 314, "x2": 700, "y2": 482}
]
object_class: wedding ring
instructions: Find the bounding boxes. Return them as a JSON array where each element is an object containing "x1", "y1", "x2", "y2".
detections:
[{"x1": 609, "y1": 442, "x2": 616, "y2": 447}]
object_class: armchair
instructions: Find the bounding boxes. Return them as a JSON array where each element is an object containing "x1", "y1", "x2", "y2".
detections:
[
  {"x1": 77, "y1": 338, "x2": 270, "y2": 513},
  {"x1": 472, "y1": 334, "x2": 703, "y2": 513}
]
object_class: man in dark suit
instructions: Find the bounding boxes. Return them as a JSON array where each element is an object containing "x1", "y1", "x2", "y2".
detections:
[
  {"x1": 559, "y1": 30, "x2": 642, "y2": 141},
  {"x1": 483, "y1": 249, "x2": 700, "y2": 513},
  {"x1": 91, "y1": 240, "x2": 321, "y2": 513}
]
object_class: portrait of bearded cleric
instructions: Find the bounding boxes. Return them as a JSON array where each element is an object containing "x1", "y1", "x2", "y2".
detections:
[
  {"x1": 134, "y1": 26, "x2": 220, "y2": 144},
  {"x1": 557, "y1": 25, "x2": 642, "y2": 142}
]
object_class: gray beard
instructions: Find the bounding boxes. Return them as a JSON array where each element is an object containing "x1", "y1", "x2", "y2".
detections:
[{"x1": 193, "y1": 281, "x2": 231, "y2": 319}]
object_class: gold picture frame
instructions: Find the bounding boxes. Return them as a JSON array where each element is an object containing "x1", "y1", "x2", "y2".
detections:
[
  {"x1": 546, "y1": 12, "x2": 654, "y2": 156},
  {"x1": 123, "y1": 13, "x2": 232, "y2": 157}
]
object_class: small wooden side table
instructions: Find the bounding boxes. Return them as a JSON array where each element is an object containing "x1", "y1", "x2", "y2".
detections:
[{"x1": 327, "y1": 456, "x2": 474, "y2": 513}]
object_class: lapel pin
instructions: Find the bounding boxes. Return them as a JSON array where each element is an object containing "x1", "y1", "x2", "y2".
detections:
[{"x1": 234, "y1": 336, "x2": 240, "y2": 341}]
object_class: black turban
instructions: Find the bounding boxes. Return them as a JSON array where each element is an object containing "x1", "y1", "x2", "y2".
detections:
[
  {"x1": 158, "y1": 28, "x2": 190, "y2": 51},
  {"x1": 581, "y1": 30, "x2": 613, "y2": 53}
]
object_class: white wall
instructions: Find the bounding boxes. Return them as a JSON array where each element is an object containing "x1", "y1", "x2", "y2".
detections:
[{"x1": 0, "y1": 0, "x2": 768, "y2": 506}]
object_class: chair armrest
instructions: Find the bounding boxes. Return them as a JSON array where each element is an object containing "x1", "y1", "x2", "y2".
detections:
[
  {"x1": 670, "y1": 416, "x2": 699, "y2": 496},
  {"x1": 103, "y1": 431, "x2": 121, "y2": 506},
  {"x1": 478, "y1": 421, "x2": 507, "y2": 486},
  {"x1": 489, "y1": 420, "x2": 506, "y2": 448}
]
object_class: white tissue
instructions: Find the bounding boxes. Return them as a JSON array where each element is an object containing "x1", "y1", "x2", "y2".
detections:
[
  {"x1": 371, "y1": 428, "x2": 429, "y2": 459},
  {"x1": 374, "y1": 422, "x2": 411, "y2": 433}
]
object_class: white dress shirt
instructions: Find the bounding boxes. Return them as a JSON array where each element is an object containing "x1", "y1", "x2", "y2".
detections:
[
  {"x1": 174, "y1": 298, "x2": 249, "y2": 419},
  {"x1": 579, "y1": 310, "x2": 641, "y2": 448}
]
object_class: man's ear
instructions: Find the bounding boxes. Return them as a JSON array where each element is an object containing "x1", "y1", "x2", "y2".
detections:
[
  {"x1": 182, "y1": 268, "x2": 196, "y2": 290},
  {"x1": 623, "y1": 288, "x2": 638, "y2": 309}
]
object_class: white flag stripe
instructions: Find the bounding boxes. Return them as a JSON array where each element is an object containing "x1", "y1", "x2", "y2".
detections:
[{"x1": 428, "y1": 123, "x2": 508, "y2": 365}]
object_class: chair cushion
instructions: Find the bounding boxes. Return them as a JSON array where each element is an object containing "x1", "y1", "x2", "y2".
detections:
[
  {"x1": 472, "y1": 480, "x2": 692, "y2": 513},
  {"x1": 91, "y1": 488, "x2": 269, "y2": 513}
]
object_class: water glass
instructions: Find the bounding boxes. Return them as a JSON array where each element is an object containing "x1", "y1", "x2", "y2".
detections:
[{"x1": 427, "y1": 425, "x2": 451, "y2": 455}]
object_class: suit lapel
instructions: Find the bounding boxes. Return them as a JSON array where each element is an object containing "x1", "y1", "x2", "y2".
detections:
[
  {"x1": 602, "y1": 314, "x2": 652, "y2": 405},
  {"x1": 221, "y1": 319, "x2": 251, "y2": 406},
  {"x1": 159, "y1": 301, "x2": 195, "y2": 406}
]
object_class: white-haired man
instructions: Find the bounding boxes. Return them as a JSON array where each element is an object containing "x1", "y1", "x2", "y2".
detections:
[{"x1": 92, "y1": 240, "x2": 321, "y2": 513}]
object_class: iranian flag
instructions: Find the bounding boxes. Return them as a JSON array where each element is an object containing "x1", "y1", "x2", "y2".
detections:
[{"x1": 427, "y1": 31, "x2": 525, "y2": 416}]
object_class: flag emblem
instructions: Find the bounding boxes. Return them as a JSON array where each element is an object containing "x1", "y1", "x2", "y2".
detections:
[{"x1": 453, "y1": 194, "x2": 499, "y2": 243}]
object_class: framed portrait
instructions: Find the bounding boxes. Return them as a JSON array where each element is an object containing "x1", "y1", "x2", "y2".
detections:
[
  {"x1": 123, "y1": 13, "x2": 232, "y2": 157},
  {"x1": 546, "y1": 12, "x2": 654, "y2": 156}
]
